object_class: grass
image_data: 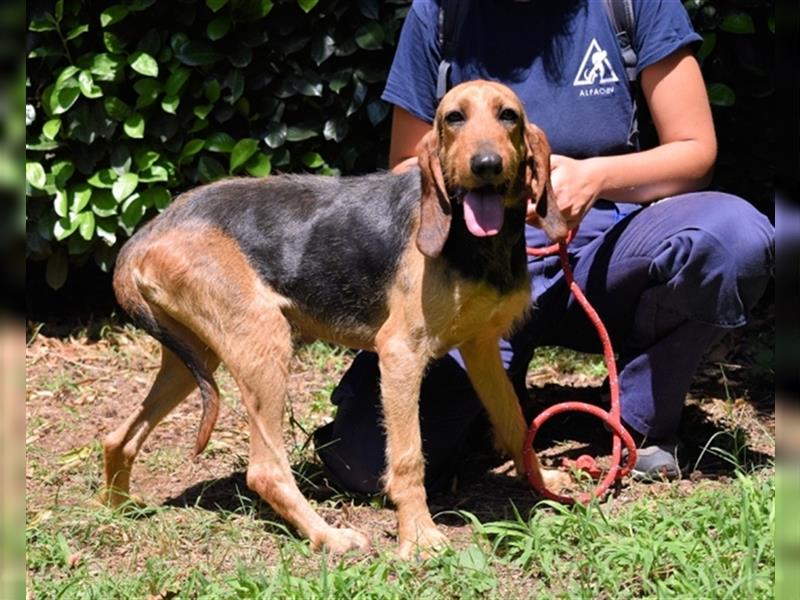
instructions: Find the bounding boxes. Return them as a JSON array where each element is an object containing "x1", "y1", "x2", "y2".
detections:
[
  {"x1": 26, "y1": 470, "x2": 774, "y2": 599},
  {"x1": 26, "y1": 328, "x2": 775, "y2": 599}
]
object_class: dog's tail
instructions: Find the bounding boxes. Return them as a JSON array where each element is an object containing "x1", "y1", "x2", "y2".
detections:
[{"x1": 113, "y1": 232, "x2": 220, "y2": 456}]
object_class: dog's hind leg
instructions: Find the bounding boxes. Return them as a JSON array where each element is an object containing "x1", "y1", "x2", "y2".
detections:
[
  {"x1": 102, "y1": 324, "x2": 219, "y2": 508},
  {"x1": 225, "y1": 308, "x2": 368, "y2": 553}
]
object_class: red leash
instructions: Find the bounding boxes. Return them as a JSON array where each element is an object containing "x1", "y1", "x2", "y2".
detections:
[{"x1": 522, "y1": 230, "x2": 637, "y2": 504}]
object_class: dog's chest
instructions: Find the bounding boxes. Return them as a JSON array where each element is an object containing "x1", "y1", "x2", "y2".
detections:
[{"x1": 428, "y1": 280, "x2": 531, "y2": 357}]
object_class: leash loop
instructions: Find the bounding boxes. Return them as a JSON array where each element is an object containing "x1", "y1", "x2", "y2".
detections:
[{"x1": 523, "y1": 230, "x2": 638, "y2": 504}]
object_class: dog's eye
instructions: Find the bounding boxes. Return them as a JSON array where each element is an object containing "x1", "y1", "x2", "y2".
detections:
[
  {"x1": 499, "y1": 108, "x2": 519, "y2": 124},
  {"x1": 444, "y1": 110, "x2": 465, "y2": 126}
]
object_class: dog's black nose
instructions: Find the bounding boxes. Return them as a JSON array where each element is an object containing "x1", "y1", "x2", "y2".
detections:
[{"x1": 470, "y1": 152, "x2": 503, "y2": 178}]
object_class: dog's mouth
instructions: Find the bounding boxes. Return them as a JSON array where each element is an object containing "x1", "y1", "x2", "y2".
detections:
[{"x1": 454, "y1": 184, "x2": 508, "y2": 238}]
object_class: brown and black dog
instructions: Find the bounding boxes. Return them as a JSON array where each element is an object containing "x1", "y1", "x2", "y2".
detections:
[{"x1": 103, "y1": 80, "x2": 569, "y2": 557}]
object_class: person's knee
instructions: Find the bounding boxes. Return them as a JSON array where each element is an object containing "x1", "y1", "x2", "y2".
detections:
[{"x1": 657, "y1": 193, "x2": 773, "y2": 281}]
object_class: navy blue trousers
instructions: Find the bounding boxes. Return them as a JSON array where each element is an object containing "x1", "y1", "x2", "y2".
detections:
[{"x1": 314, "y1": 192, "x2": 774, "y2": 493}]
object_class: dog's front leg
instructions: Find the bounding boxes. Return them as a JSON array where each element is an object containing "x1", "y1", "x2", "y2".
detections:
[
  {"x1": 459, "y1": 336, "x2": 571, "y2": 492},
  {"x1": 376, "y1": 332, "x2": 447, "y2": 559}
]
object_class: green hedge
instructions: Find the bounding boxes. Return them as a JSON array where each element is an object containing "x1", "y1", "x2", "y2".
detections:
[
  {"x1": 26, "y1": 0, "x2": 774, "y2": 292},
  {"x1": 26, "y1": 0, "x2": 408, "y2": 290}
]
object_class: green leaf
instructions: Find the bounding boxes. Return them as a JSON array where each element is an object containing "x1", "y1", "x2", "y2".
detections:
[
  {"x1": 197, "y1": 156, "x2": 226, "y2": 183},
  {"x1": 286, "y1": 125, "x2": 318, "y2": 142},
  {"x1": 328, "y1": 68, "x2": 352, "y2": 93},
  {"x1": 302, "y1": 152, "x2": 324, "y2": 169},
  {"x1": 224, "y1": 70, "x2": 245, "y2": 104},
  {"x1": 229, "y1": 138, "x2": 259, "y2": 173},
  {"x1": 28, "y1": 46, "x2": 64, "y2": 59},
  {"x1": 54, "y1": 190, "x2": 69, "y2": 218},
  {"x1": 165, "y1": 67, "x2": 191, "y2": 96},
  {"x1": 45, "y1": 82, "x2": 80, "y2": 116},
  {"x1": 27, "y1": 162, "x2": 47, "y2": 191},
  {"x1": 129, "y1": 52, "x2": 159, "y2": 77},
  {"x1": 311, "y1": 34, "x2": 335, "y2": 66},
  {"x1": 78, "y1": 70, "x2": 103, "y2": 98},
  {"x1": 29, "y1": 18, "x2": 58, "y2": 32},
  {"x1": 194, "y1": 104, "x2": 213, "y2": 120},
  {"x1": 96, "y1": 217, "x2": 118, "y2": 246},
  {"x1": 121, "y1": 195, "x2": 146, "y2": 234},
  {"x1": 55, "y1": 66, "x2": 80, "y2": 88},
  {"x1": 298, "y1": 0, "x2": 319, "y2": 13},
  {"x1": 205, "y1": 79, "x2": 221, "y2": 103},
  {"x1": 354, "y1": 22, "x2": 384, "y2": 50},
  {"x1": 245, "y1": 152, "x2": 271, "y2": 177},
  {"x1": 123, "y1": 113, "x2": 145, "y2": 138},
  {"x1": 100, "y1": 5, "x2": 129, "y2": 27},
  {"x1": 205, "y1": 132, "x2": 236, "y2": 153},
  {"x1": 175, "y1": 41, "x2": 222, "y2": 66},
  {"x1": 720, "y1": 13, "x2": 755, "y2": 35},
  {"x1": 51, "y1": 160, "x2": 75, "y2": 187},
  {"x1": 91, "y1": 190, "x2": 118, "y2": 217},
  {"x1": 54, "y1": 216, "x2": 79, "y2": 241},
  {"x1": 346, "y1": 81, "x2": 367, "y2": 116},
  {"x1": 323, "y1": 117, "x2": 348, "y2": 142},
  {"x1": 138, "y1": 166, "x2": 168, "y2": 183},
  {"x1": 65, "y1": 24, "x2": 90, "y2": 41},
  {"x1": 291, "y1": 73, "x2": 323, "y2": 97},
  {"x1": 46, "y1": 251, "x2": 68, "y2": 290},
  {"x1": 179, "y1": 139, "x2": 206, "y2": 162},
  {"x1": 161, "y1": 95, "x2": 180, "y2": 114},
  {"x1": 76, "y1": 211, "x2": 96, "y2": 241},
  {"x1": 133, "y1": 79, "x2": 162, "y2": 108},
  {"x1": 207, "y1": 0, "x2": 229, "y2": 11},
  {"x1": 112, "y1": 172, "x2": 139, "y2": 201},
  {"x1": 110, "y1": 145, "x2": 132, "y2": 175},
  {"x1": 263, "y1": 122, "x2": 287, "y2": 148},
  {"x1": 90, "y1": 53, "x2": 125, "y2": 81},
  {"x1": 707, "y1": 83, "x2": 736, "y2": 107},
  {"x1": 55, "y1": 0, "x2": 63, "y2": 20},
  {"x1": 103, "y1": 31, "x2": 126, "y2": 53},
  {"x1": 140, "y1": 187, "x2": 172, "y2": 210},
  {"x1": 133, "y1": 149, "x2": 160, "y2": 170},
  {"x1": 697, "y1": 33, "x2": 716, "y2": 62},
  {"x1": 71, "y1": 184, "x2": 93, "y2": 213},
  {"x1": 366, "y1": 99, "x2": 389, "y2": 125},
  {"x1": 88, "y1": 169, "x2": 118, "y2": 189},
  {"x1": 103, "y1": 96, "x2": 132, "y2": 120},
  {"x1": 42, "y1": 119, "x2": 61, "y2": 140},
  {"x1": 207, "y1": 16, "x2": 231, "y2": 40}
]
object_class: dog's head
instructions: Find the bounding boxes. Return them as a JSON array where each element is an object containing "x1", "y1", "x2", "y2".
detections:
[{"x1": 416, "y1": 80, "x2": 567, "y2": 258}]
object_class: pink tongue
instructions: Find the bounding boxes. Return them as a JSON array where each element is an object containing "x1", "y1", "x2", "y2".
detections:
[{"x1": 463, "y1": 190, "x2": 504, "y2": 237}]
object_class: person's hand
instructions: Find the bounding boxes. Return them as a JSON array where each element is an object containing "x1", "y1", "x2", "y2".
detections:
[{"x1": 527, "y1": 154, "x2": 604, "y2": 232}]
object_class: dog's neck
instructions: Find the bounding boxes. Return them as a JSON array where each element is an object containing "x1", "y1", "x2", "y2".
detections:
[{"x1": 439, "y1": 201, "x2": 528, "y2": 295}]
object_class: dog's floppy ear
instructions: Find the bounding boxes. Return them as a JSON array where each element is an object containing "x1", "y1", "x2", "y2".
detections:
[
  {"x1": 524, "y1": 123, "x2": 568, "y2": 243},
  {"x1": 416, "y1": 129, "x2": 451, "y2": 258}
]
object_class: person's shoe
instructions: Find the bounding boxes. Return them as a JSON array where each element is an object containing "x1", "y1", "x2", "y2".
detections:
[{"x1": 627, "y1": 440, "x2": 681, "y2": 481}]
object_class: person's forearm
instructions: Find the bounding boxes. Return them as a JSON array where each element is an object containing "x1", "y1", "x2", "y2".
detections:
[{"x1": 585, "y1": 139, "x2": 716, "y2": 204}]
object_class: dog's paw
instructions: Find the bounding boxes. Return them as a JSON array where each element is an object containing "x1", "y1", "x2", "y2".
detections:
[
  {"x1": 98, "y1": 488, "x2": 147, "y2": 512},
  {"x1": 397, "y1": 525, "x2": 448, "y2": 560},
  {"x1": 314, "y1": 527, "x2": 369, "y2": 554},
  {"x1": 541, "y1": 468, "x2": 572, "y2": 493}
]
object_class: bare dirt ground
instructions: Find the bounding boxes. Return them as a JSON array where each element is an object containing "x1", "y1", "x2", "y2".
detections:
[{"x1": 26, "y1": 303, "x2": 774, "y2": 569}]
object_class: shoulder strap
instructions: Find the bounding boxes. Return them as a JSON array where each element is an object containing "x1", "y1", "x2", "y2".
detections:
[
  {"x1": 604, "y1": 0, "x2": 639, "y2": 149},
  {"x1": 436, "y1": 0, "x2": 467, "y2": 101},
  {"x1": 603, "y1": 0, "x2": 638, "y2": 84}
]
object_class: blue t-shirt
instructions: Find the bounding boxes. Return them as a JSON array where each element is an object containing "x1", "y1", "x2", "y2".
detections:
[{"x1": 382, "y1": 0, "x2": 701, "y2": 159}]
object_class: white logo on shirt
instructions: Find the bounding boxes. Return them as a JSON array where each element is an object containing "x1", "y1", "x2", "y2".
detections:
[{"x1": 573, "y1": 38, "x2": 620, "y2": 87}]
